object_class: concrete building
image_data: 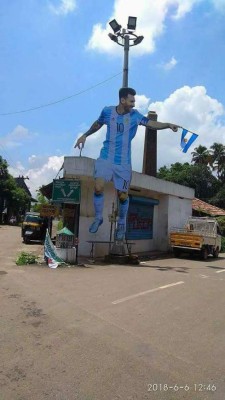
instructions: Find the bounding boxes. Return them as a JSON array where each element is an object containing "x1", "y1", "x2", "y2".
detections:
[{"x1": 62, "y1": 156, "x2": 194, "y2": 258}]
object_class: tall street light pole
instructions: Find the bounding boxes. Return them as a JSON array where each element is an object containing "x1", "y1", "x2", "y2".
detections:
[
  {"x1": 108, "y1": 17, "x2": 144, "y2": 87},
  {"x1": 108, "y1": 18, "x2": 158, "y2": 177},
  {"x1": 123, "y1": 34, "x2": 129, "y2": 87}
]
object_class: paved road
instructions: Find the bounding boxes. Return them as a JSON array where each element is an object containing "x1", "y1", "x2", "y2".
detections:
[{"x1": 0, "y1": 225, "x2": 225, "y2": 400}]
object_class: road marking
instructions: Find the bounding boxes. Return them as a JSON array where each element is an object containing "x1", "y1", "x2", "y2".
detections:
[
  {"x1": 215, "y1": 269, "x2": 225, "y2": 274},
  {"x1": 200, "y1": 274, "x2": 209, "y2": 278},
  {"x1": 112, "y1": 281, "x2": 184, "y2": 305}
]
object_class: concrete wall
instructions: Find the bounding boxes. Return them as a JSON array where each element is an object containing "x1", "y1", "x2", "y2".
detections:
[
  {"x1": 168, "y1": 196, "x2": 192, "y2": 233},
  {"x1": 63, "y1": 157, "x2": 194, "y2": 258},
  {"x1": 155, "y1": 195, "x2": 169, "y2": 251},
  {"x1": 154, "y1": 195, "x2": 192, "y2": 252}
]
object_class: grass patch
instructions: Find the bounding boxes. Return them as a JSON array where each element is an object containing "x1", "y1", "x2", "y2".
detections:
[{"x1": 16, "y1": 251, "x2": 38, "y2": 266}]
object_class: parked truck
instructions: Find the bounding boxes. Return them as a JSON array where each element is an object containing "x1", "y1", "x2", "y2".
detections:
[{"x1": 170, "y1": 217, "x2": 222, "y2": 260}]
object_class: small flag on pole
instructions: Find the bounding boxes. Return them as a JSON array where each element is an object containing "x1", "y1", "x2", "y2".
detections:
[{"x1": 180, "y1": 128, "x2": 198, "y2": 153}]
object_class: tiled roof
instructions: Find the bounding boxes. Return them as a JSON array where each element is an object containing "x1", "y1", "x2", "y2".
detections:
[
  {"x1": 15, "y1": 176, "x2": 37, "y2": 202},
  {"x1": 192, "y1": 198, "x2": 225, "y2": 216},
  {"x1": 15, "y1": 177, "x2": 32, "y2": 197}
]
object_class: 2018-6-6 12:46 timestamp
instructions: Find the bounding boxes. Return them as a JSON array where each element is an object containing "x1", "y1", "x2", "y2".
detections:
[{"x1": 147, "y1": 383, "x2": 217, "y2": 392}]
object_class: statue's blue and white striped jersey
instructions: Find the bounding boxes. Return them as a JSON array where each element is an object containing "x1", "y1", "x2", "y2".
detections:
[{"x1": 97, "y1": 106, "x2": 149, "y2": 166}]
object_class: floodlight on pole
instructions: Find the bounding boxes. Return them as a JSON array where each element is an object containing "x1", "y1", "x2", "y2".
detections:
[
  {"x1": 127, "y1": 16, "x2": 137, "y2": 31},
  {"x1": 109, "y1": 19, "x2": 121, "y2": 33},
  {"x1": 108, "y1": 33, "x2": 118, "y2": 43},
  {"x1": 108, "y1": 16, "x2": 144, "y2": 87},
  {"x1": 133, "y1": 35, "x2": 144, "y2": 46}
]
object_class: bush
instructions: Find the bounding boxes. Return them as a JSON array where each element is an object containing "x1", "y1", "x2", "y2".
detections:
[
  {"x1": 16, "y1": 252, "x2": 38, "y2": 265},
  {"x1": 216, "y1": 216, "x2": 225, "y2": 236},
  {"x1": 221, "y1": 237, "x2": 225, "y2": 253}
]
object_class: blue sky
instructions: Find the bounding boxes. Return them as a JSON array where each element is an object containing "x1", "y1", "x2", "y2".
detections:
[{"x1": 0, "y1": 0, "x2": 225, "y2": 195}]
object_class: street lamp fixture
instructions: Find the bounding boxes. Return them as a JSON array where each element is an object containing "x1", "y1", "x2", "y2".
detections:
[
  {"x1": 108, "y1": 16, "x2": 144, "y2": 87},
  {"x1": 108, "y1": 33, "x2": 118, "y2": 43},
  {"x1": 109, "y1": 19, "x2": 121, "y2": 33},
  {"x1": 133, "y1": 35, "x2": 144, "y2": 46},
  {"x1": 127, "y1": 16, "x2": 137, "y2": 31}
]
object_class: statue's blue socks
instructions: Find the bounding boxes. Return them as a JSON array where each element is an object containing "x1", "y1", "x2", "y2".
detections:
[
  {"x1": 118, "y1": 198, "x2": 129, "y2": 225},
  {"x1": 94, "y1": 193, "x2": 104, "y2": 219}
]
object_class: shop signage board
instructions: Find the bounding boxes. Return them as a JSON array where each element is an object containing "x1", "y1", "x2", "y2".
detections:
[
  {"x1": 40, "y1": 204, "x2": 59, "y2": 217},
  {"x1": 52, "y1": 180, "x2": 80, "y2": 204}
]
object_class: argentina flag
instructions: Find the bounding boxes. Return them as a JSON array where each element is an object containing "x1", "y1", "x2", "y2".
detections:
[{"x1": 180, "y1": 128, "x2": 198, "y2": 153}]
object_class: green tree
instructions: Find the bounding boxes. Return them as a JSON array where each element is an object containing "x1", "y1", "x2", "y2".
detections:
[
  {"x1": 11, "y1": 186, "x2": 30, "y2": 215},
  {"x1": 31, "y1": 190, "x2": 48, "y2": 212},
  {"x1": 0, "y1": 156, "x2": 30, "y2": 222},
  {"x1": 0, "y1": 156, "x2": 9, "y2": 220},
  {"x1": 0, "y1": 156, "x2": 8, "y2": 178},
  {"x1": 210, "y1": 184, "x2": 225, "y2": 209},
  {"x1": 216, "y1": 216, "x2": 225, "y2": 236},
  {"x1": 191, "y1": 145, "x2": 211, "y2": 165},
  {"x1": 157, "y1": 162, "x2": 219, "y2": 200},
  {"x1": 209, "y1": 142, "x2": 225, "y2": 181}
]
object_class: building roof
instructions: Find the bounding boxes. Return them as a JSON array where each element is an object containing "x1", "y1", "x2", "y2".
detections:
[
  {"x1": 15, "y1": 176, "x2": 32, "y2": 197},
  {"x1": 15, "y1": 176, "x2": 37, "y2": 202},
  {"x1": 192, "y1": 198, "x2": 225, "y2": 216},
  {"x1": 39, "y1": 182, "x2": 53, "y2": 200}
]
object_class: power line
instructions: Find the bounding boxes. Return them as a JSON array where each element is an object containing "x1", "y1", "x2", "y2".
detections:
[
  {"x1": 0, "y1": 72, "x2": 122, "y2": 116},
  {"x1": 0, "y1": 143, "x2": 18, "y2": 171}
]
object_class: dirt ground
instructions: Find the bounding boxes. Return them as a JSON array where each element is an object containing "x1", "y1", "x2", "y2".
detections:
[{"x1": 1, "y1": 225, "x2": 225, "y2": 400}]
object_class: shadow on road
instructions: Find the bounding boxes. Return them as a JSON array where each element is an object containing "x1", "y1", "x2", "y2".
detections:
[
  {"x1": 139, "y1": 264, "x2": 190, "y2": 273},
  {"x1": 206, "y1": 265, "x2": 225, "y2": 270}
]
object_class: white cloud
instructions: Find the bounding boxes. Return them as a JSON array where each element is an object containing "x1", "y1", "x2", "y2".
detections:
[
  {"x1": 160, "y1": 57, "x2": 178, "y2": 71},
  {"x1": 28, "y1": 154, "x2": 53, "y2": 169},
  {"x1": 171, "y1": 0, "x2": 202, "y2": 20},
  {"x1": 27, "y1": 155, "x2": 64, "y2": 195},
  {"x1": 87, "y1": 0, "x2": 202, "y2": 56},
  {"x1": 28, "y1": 155, "x2": 40, "y2": 165},
  {"x1": 73, "y1": 126, "x2": 107, "y2": 160},
  {"x1": 135, "y1": 94, "x2": 151, "y2": 113},
  {"x1": 0, "y1": 125, "x2": 32, "y2": 148},
  {"x1": 9, "y1": 155, "x2": 64, "y2": 197},
  {"x1": 8, "y1": 161, "x2": 26, "y2": 175},
  {"x1": 49, "y1": 0, "x2": 77, "y2": 16},
  {"x1": 131, "y1": 85, "x2": 225, "y2": 172}
]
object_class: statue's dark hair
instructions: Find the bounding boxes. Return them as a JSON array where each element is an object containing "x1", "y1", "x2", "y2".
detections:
[{"x1": 119, "y1": 87, "x2": 136, "y2": 100}]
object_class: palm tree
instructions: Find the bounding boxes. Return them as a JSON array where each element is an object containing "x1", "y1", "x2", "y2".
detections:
[
  {"x1": 191, "y1": 145, "x2": 211, "y2": 165},
  {"x1": 210, "y1": 142, "x2": 225, "y2": 180}
]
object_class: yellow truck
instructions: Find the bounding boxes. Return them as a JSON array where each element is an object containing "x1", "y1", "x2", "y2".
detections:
[{"x1": 170, "y1": 217, "x2": 221, "y2": 260}]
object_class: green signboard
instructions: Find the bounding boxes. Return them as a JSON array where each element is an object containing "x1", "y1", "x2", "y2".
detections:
[{"x1": 52, "y1": 180, "x2": 80, "y2": 204}]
